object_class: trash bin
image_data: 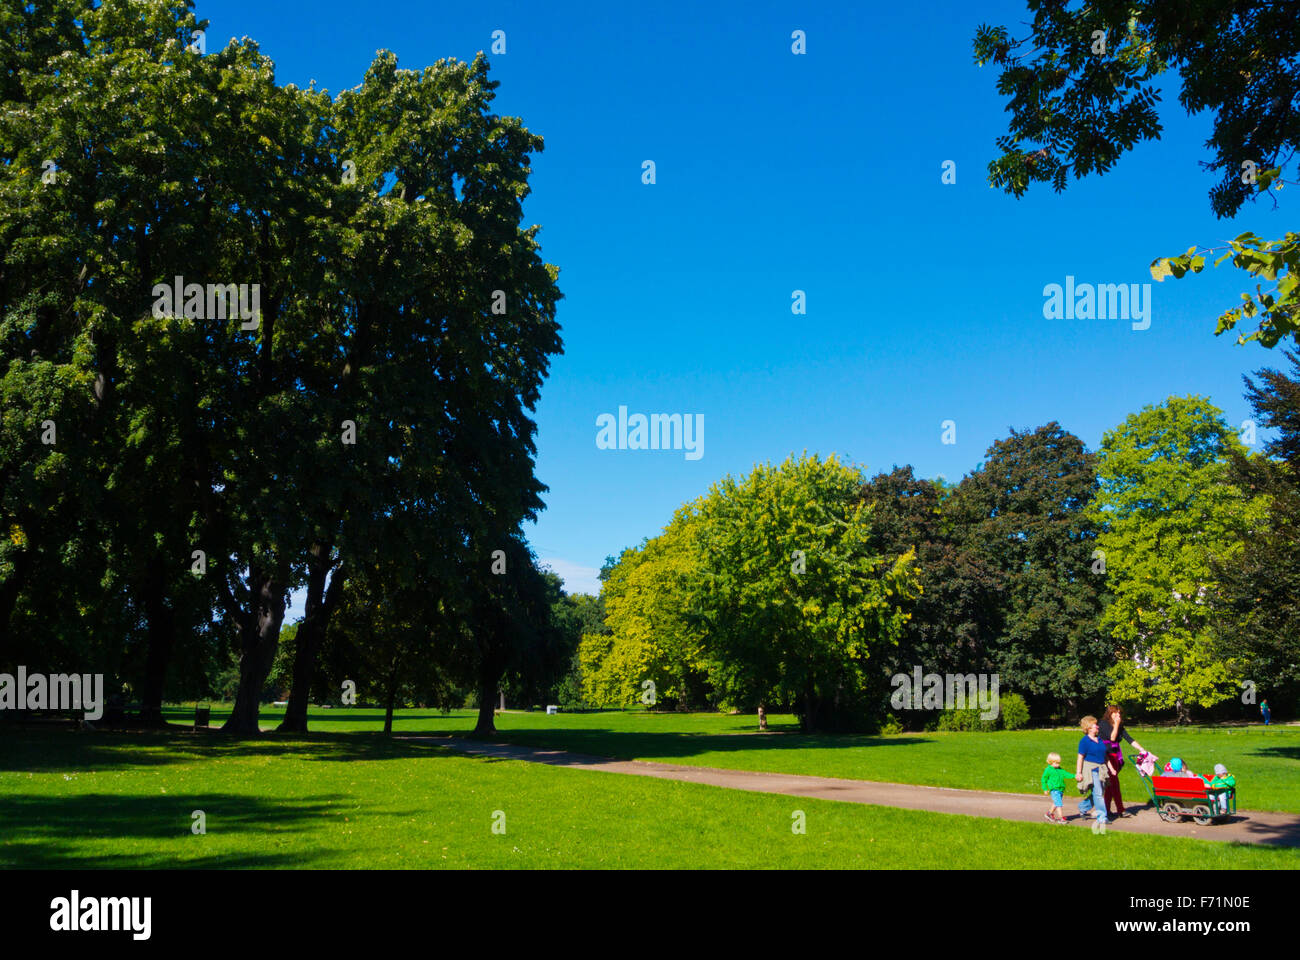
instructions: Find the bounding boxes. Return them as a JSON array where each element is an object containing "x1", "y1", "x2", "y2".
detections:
[{"x1": 195, "y1": 705, "x2": 210, "y2": 728}]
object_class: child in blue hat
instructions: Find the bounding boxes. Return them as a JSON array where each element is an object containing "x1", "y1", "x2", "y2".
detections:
[{"x1": 1163, "y1": 757, "x2": 1197, "y2": 778}]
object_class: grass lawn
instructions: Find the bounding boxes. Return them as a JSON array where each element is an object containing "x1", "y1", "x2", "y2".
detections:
[
  {"x1": 2, "y1": 726, "x2": 1298, "y2": 869},
  {"x1": 153, "y1": 704, "x2": 1300, "y2": 814}
]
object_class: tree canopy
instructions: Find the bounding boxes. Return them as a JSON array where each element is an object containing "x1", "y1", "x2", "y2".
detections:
[{"x1": 975, "y1": 1, "x2": 1300, "y2": 347}]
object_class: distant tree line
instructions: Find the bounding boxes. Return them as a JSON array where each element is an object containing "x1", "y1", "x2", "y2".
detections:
[{"x1": 582, "y1": 375, "x2": 1300, "y2": 730}]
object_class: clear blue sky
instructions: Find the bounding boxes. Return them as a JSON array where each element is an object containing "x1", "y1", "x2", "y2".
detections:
[{"x1": 201, "y1": 0, "x2": 1287, "y2": 599}]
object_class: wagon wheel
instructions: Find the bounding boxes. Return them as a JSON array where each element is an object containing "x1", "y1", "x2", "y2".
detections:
[
  {"x1": 1158, "y1": 802, "x2": 1184, "y2": 823},
  {"x1": 1191, "y1": 804, "x2": 1214, "y2": 826}
]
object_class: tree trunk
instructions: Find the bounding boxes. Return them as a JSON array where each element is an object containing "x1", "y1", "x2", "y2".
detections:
[
  {"x1": 473, "y1": 677, "x2": 498, "y2": 736},
  {"x1": 278, "y1": 549, "x2": 345, "y2": 733},
  {"x1": 474, "y1": 697, "x2": 496, "y2": 736},
  {"x1": 222, "y1": 572, "x2": 287, "y2": 736},
  {"x1": 139, "y1": 553, "x2": 176, "y2": 727},
  {"x1": 383, "y1": 658, "x2": 399, "y2": 735}
]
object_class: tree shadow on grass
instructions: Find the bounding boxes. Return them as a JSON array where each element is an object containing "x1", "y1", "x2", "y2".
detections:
[
  {"x1": 1235, "y1": 813, "x2": 1300, "y2": 848},
  {"x1": 0, "y1": 729, "x2": 467, "y2": 773},
  {"x1": 0, "y1": 723, "x2": 930, "y2": 777},
  {"x1": 0, "y1": 792, "x2": 351, "y2": 868},
  {"x1": 1250, "y1": 744, "x2": 1300, "y2": 762},
  {"x1": 159, "y1": 709, "x2": 479, "y2": 726},
  {"x1": 444, "y1": 728, "x2": 933, "y2": 763}
]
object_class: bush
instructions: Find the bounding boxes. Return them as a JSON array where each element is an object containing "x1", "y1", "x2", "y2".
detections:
[
  {"x1": 999, "y1": 693, "x2": 1030, "y2": 730},
  {"x1": 932, "y1": 693, "x2": 1029, "y2": 731},
  {"x1": 878, "y1": 715, "x2": 904, "y2": 735},
  {"x1": 935, "y1": 707, "x2": 998, "y2": 732}
]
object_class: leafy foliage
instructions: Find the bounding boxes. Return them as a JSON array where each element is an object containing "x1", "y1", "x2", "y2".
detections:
[
  {"x1": 1210, "y1": 352, "x2": 1300, "y2": 713},
  {"x1": 976, "y1": 2, "x2": 1300, "y2": 348},
  {"x1": 960, "y1": 424, "x2": 1110, "y2": 716},
  {"x1": 0, "y1": 1, "x2": 564, "y2": 736},
  {"x1": 999, "y1": 692, "x2": 1031, "y2": 730},
  {"x1": 1090, "y1": 396, "x2": 1266, "y2": 721}
]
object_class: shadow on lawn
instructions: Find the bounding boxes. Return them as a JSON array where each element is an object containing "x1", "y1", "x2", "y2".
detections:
[
  {"x1": 160, "y1": 710, "x2": 475, "y2": 725},
  {"x1": 1236, "y1": 813, "x2": 1300, "y2": 847},
  {"x1": 0, "y1": 792, "x2": 348, "y2": 868},
  {"x1": 0, "y1": 729, "x2": 464, "y2": 773},
  {"x1": 0, "y1": 722, "x2": 929, "y2": 775},
  {"x1": 1251, "y1": 744, "x2": 1300, "y2": 762},
  {"x1": 472, "y1": 728, "x2": 932, "y2": 762}
]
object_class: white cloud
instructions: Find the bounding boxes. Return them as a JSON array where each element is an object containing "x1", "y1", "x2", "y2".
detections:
[{"x1": 539, "y1": 557, "x2": 602, "y2": 596}]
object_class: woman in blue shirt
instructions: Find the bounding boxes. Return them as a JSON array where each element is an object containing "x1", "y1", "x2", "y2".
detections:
[{"x1": 1074, "y1": 715, "x2": 1110, "y2": 825}]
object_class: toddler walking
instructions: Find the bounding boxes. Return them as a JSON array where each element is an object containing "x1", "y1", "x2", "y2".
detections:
[{"x1": 1041, "y1": 752, "x2": 1072, "y2": 824}]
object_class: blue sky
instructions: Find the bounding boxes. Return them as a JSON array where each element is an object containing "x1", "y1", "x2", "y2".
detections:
[{"x1": 199, "y1": 0, "x2": 1290, "y2": 599}]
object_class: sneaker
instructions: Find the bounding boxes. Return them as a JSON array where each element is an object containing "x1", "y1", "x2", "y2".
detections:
[{"x1": 1044, "y1": 813, "x2": 1056, "y2": 823}]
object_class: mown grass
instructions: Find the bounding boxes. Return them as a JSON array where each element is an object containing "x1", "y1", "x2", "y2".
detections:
[
  {"x1": 156, "y1": 704, "x2": 1300, "y2": 813},
  {"x1": 2, "y1": 727, "x2": 1297, "y2": 869}
]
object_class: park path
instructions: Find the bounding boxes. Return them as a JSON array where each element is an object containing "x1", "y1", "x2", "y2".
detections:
[{"x1": 414, "y1": 736, "x2": 1300, "y2": 847}]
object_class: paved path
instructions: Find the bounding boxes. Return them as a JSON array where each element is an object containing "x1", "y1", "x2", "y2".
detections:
[{"x1": 410, "y1": 736, "x2": 1300, "y2": 847}]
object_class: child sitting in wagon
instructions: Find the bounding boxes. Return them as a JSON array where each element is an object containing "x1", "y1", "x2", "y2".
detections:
[
  {"x1": 1201, "y1": 763, "x2": 1236, "y2": 813},
  {"x1": 1162, "y1": 757, "x2": 1198, "y2": 777}
]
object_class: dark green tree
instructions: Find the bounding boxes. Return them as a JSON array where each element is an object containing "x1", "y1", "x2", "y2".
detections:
[
  {"x1": 961, "y1": 424, "x2": 1110, "y2": 717},
  {"x1": 861, "y1": 467, "x2": 1003, "y2": 728},
  {"x1": 1212, "y1": 352, "x2": 1300, "y2": 713}
]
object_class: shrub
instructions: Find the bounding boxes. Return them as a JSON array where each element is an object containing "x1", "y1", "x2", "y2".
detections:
[
  {"x1": 999, "y1": 693, "x2": 1030, "y2": 730},
  {"x1": 935, "y1": 707, "x2": 998, "y2": 732},
  {"x1": 879, "y1": 715, "x2": 904, "y2": 735}
]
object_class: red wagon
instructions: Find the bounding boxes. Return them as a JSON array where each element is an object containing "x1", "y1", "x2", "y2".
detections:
[{"x1": 1134, "y1": 766, "x2": 1237, "y2": 825}]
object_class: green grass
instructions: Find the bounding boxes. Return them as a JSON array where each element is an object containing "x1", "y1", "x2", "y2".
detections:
[
  {"x1": 162, "y1": 703, "x2": 1300, "y2": 813},
  {"x1": 3, "y1": 726, "x2": 1297, "y2": 869}
]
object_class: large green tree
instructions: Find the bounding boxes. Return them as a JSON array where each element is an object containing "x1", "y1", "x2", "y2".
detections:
[
  {"x1": 1, "y1": 0, "x2": 234, "y2": 709},
  {"x1": 960, "y1": 424, "x2": 1110, "y2": 717},
  {"x1": 270, "y1": 49, "x2": 562, "y2": 733},
  {"x1": 1091, "y1": 396, "x2": 1266, "y2": 721},
  {"x1": 686, "y1": 454, "x2": 919, "y2": 732},
  {"x1": 860, "y1": 466, "x2": 1003, "y2": 728},
  {"x1": 580, "y1": 523, "x2": 708, "y2": 710},
  {"x1": 1, "y1": 2, "x2": 563, "y2": 739}
]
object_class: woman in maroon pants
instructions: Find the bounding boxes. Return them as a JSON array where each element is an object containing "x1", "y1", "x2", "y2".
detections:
[{"x1": 1099, "y1": 704, "x2": 1146, "y2": 818}]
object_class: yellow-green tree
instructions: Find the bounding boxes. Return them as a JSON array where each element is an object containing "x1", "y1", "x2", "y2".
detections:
[
  {"x1": 580, "y1": 516, "x2": 707, "y2": 707},
  {"x1": 1092, "y1": 396, "x2": 1267, "y2": 721},
  {"x1": 686, "y1": 453, "x2": 919, "y2": 731}
]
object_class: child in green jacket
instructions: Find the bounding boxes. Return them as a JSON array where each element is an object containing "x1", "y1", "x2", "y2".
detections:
[
  {"x1": 1203, "y1": 763, "x2": 1236, "y2": 813},
  {"x1": 1041, "y1": 752, "x2": 1073, "y2": 823}
]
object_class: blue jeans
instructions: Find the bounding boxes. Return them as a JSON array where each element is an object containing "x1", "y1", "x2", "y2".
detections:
[{"x1": 1077, "y1": 768, "x2": 1108, "y2": 823}]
